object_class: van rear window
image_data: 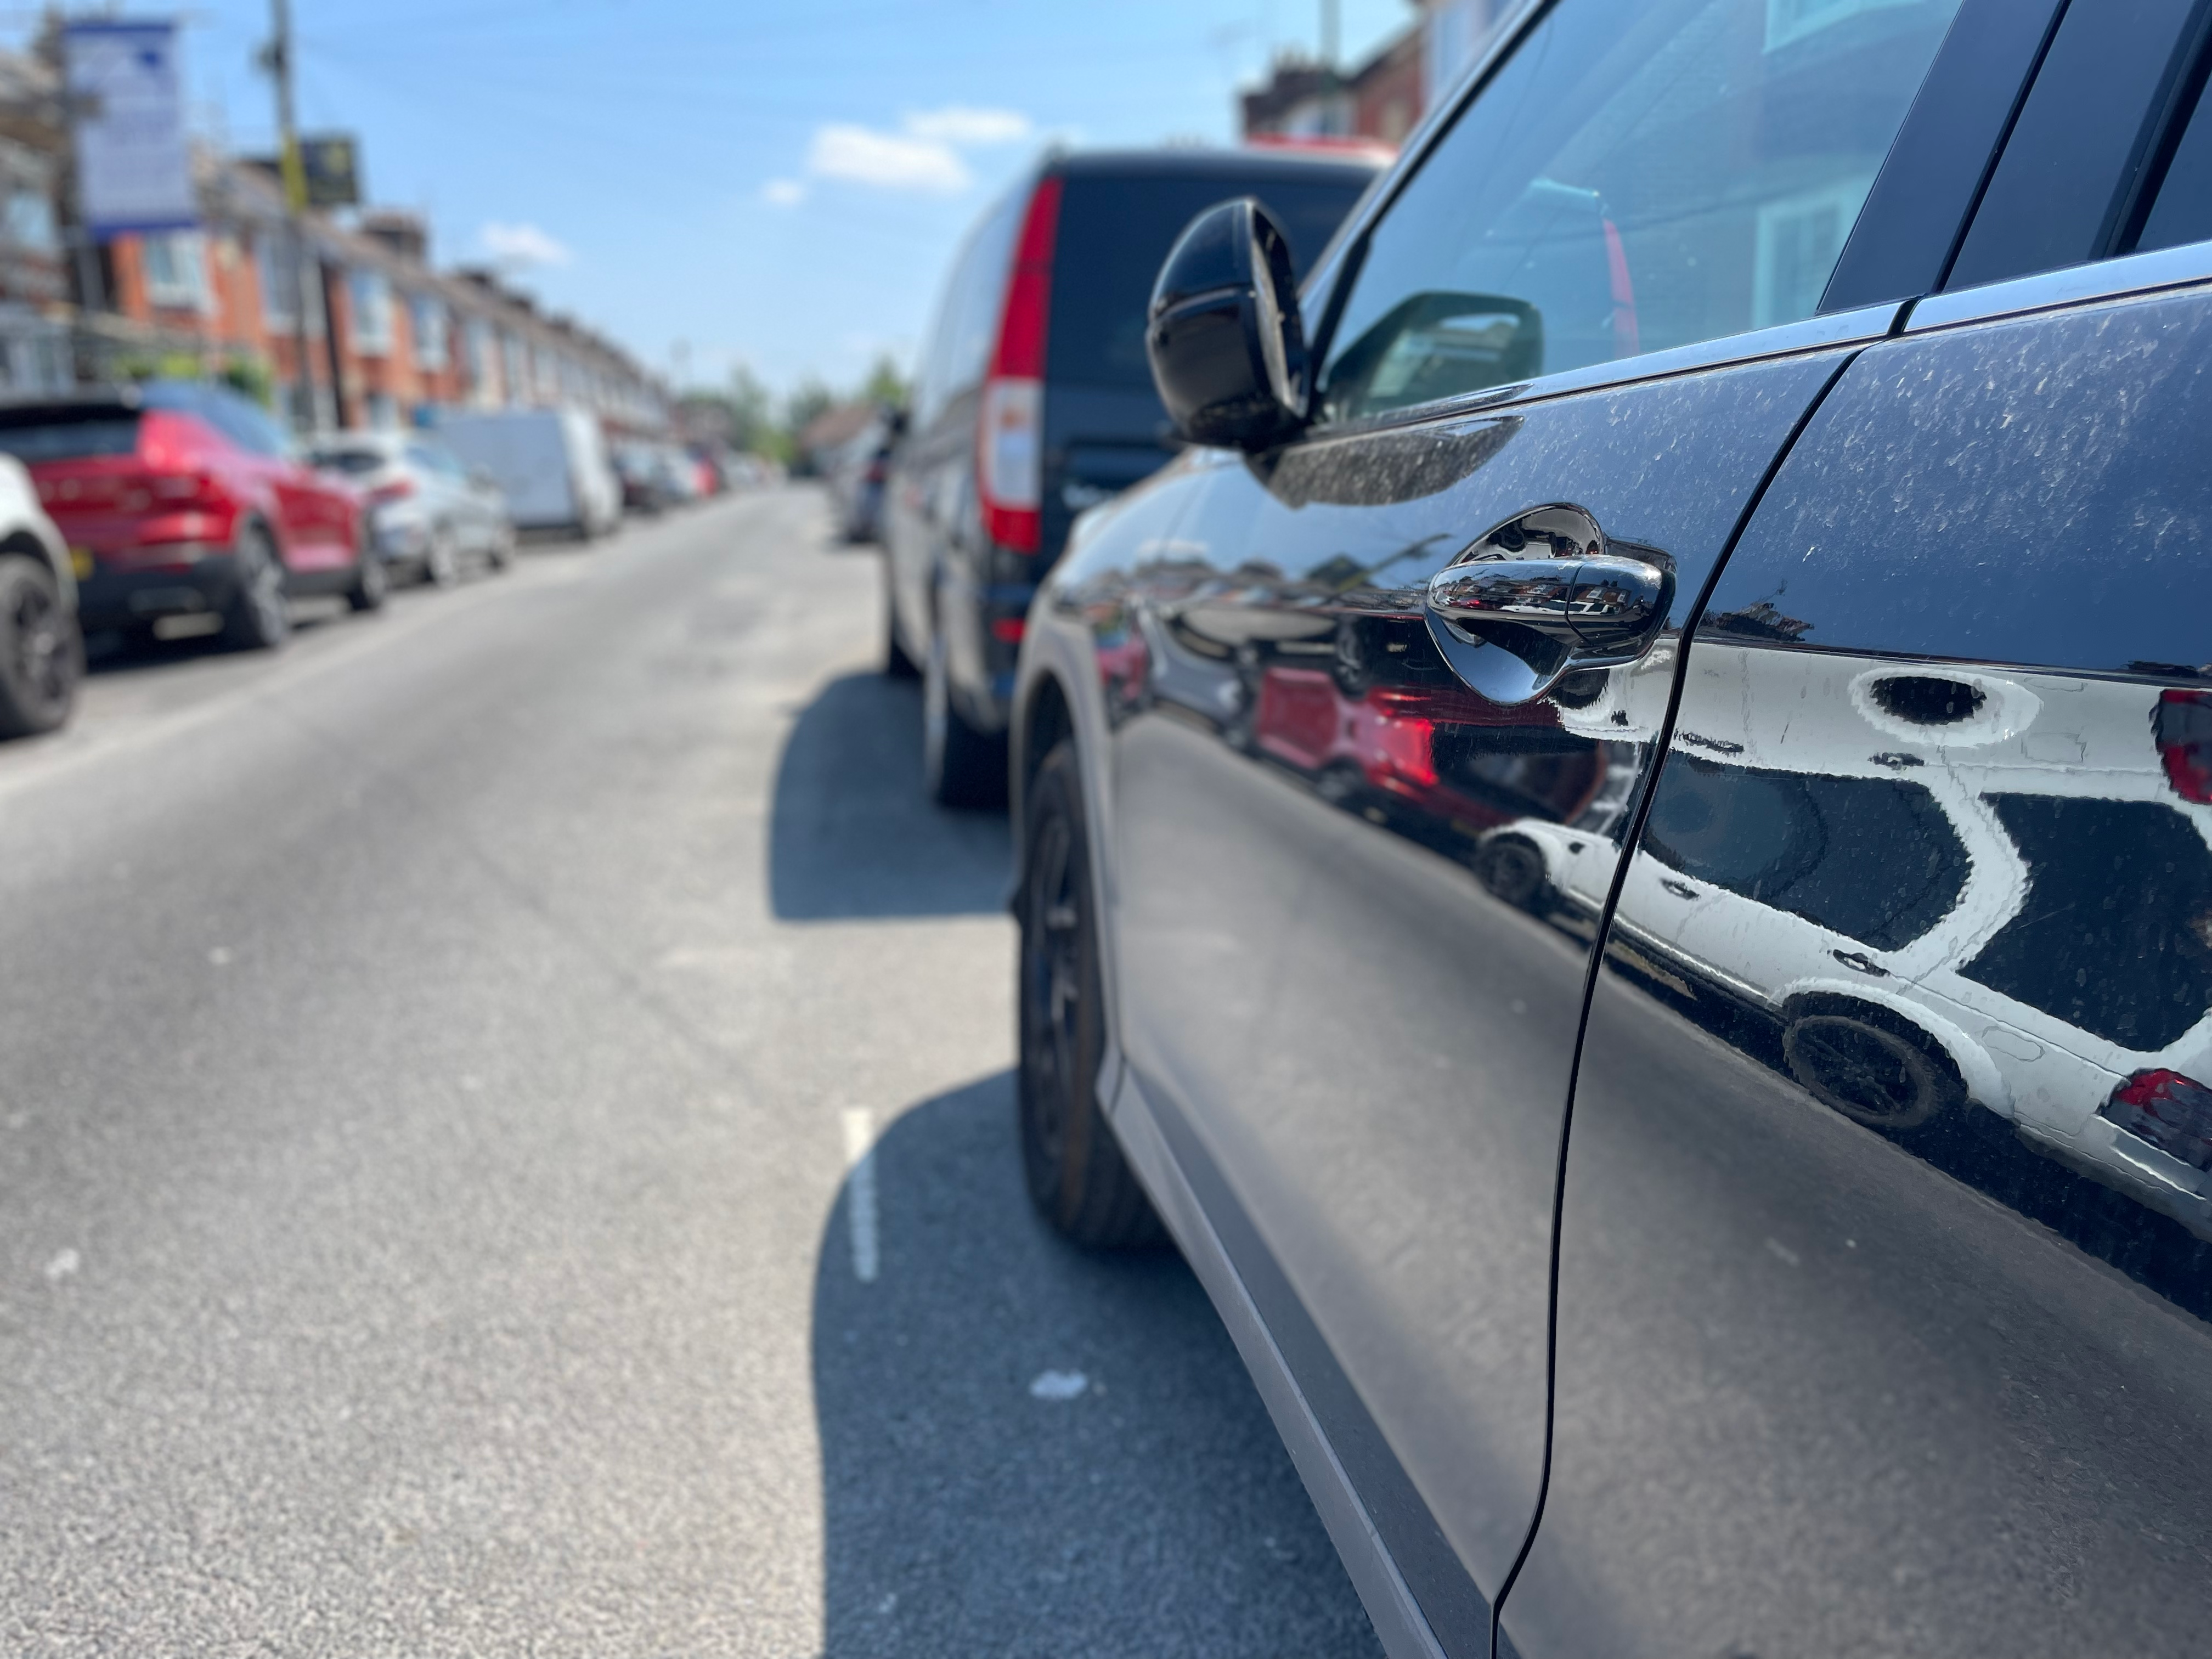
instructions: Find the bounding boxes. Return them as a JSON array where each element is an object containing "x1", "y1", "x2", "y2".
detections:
[
  {"x1": 1047, "y1": 171, "x2": 1370, "y2": 390},
  {"x1": 0, "y1": 406, "x2": 141, "y2": 462}
]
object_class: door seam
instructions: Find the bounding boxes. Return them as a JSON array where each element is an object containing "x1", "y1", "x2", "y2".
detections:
[{"x1": 1486, "y1": 344, "x2": 1869, "y2": 1659}]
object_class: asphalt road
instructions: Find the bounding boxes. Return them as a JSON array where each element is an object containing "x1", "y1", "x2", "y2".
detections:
[{"x1": 0, "y1": 488, "x2": 1381, "y2": 1658}]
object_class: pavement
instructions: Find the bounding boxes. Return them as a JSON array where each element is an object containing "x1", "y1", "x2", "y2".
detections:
[{"x1": 0, "y1": 487, "x2": 1380, "y2": 1658}]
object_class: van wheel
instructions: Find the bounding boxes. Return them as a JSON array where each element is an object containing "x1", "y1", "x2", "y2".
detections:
[
  {"x1": 1783, "y1": 1006, "x2": 1962, "y2": 1130},
  {"x1": 1019, "y1": 741, "x2": 1163, "y2": 1249},
  {"x1": 222, "y1": 525, "x2": 291, "y2": 650},
  {"x1": 0, "y1": 554, "x2": 81, "y2": 737},
  {"x1": 922, "y1": 633, "x2": 1005, "y2": 808},
  {"x1": 884, "y1": 588, "x2": 919, "y2": 679},
  {"x1": 425, "y1": 527, "x2": 460, "y2": 588}
]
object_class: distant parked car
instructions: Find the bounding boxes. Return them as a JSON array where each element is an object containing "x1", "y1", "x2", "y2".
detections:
[
  {"x1": 612, "y1": 441, "x2": 673, "y2": 515},
  {"x1": 0, "y1": 381, "x2": 379, "y2": 652},
  {"x1": 0, "y1": 452, "x2": 80, "y2": 737},
  {"x1": 433, "y1": 407, "x2": 620, "y2": 540},
  {"x1": 886, "y1": 146, "x2": 1379, "y2": 803},
  {"x1": 308, "y1": 431, "x2": 514, "y2": 586},
  {"x1": 826, "y1": 405, "x2": 900, "y2": 544}
]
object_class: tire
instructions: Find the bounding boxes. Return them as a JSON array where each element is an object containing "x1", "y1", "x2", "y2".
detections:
[
  {"x1": 1782, "y1": 1006, "x2": 1963, "y2": 1131},
  {"x1": 0, "y1": 554, "x2": 81, "y2": 738},
  {"x1": 1018, "y1": 741, "x2": 1164, "y2": 1249},
  {"x1": 424, "y1": 526, "x2": 460, "y2": 588},
  {"x1": 884, "y1": 585, "x2": 920, "y2": 679},
  {"x1": 488, "y1": 524, "x2": 515, "y2": 571},
  {"x1": 1475, "y1": 835, "x2": 1549, "y2": 910},
  {"x1": 346, "y1": 526, "x2": 388, "y2": 613},
  {"x1": 922, "y1": 631, "x2": 1006, "y2": 808},
  {"x1": 221, "y1": 524, "x2": 291, "y2": 651}
]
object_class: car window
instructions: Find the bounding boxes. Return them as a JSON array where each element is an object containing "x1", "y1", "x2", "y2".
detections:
[
  {"x1": 309, "y1": 448, "x2": 385, "y2": 475},
  {"x1": 1642, "y1": 755, "x2": 1971, "y2": 951},
  {"x1": 1316, "y1": 0, "x2": 1965, "y2": 424},
  {"x1": 182, "y1": 385, "x2": 290, "y2": 458},
  {"x1": 913, "y1": 183, "x2": 1025, "y2": 424},
  {"x1": 1047, "y1": 171, "x2": 1370, "y2": 390},
  {"x1": 2136, "y1": 59, "x2": 2212, "y2": 255},
  {"x1": 404, "y1": 443, "x2": 448, "y2": 475}
]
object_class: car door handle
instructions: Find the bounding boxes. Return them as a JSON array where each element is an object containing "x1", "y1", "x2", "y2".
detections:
[{"x1": 1427, "y1": 551, "x2": 1669, "y2": 657}]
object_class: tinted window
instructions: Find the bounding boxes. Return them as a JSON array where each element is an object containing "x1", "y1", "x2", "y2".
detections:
[
  {"x1": 0, "y1": 405, "x2": 140, "y2": 461},
  {"x1": 1964, "y1": 795, "x2": 2212, "y2": 1050},
  {"x1": 2137, "y1": 58, "x2": 2212, "y2": 254},
  {"x1": 1318, "y1": 0, "x2": 1965, "y2": 422},
  {"x1": 913, "y1": 185, "x2": 1026, "y2": 422},
  {"x1": 1644, "y1": 754, "x2": 1971, "y2": 951},
  {"x1": 1046, "y1": 171, "x2": 1370, "y2": 389}
]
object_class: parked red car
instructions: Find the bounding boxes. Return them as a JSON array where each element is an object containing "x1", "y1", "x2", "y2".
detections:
[{"x1": 0, "y1": 381, "x2": 380, "y2": 650}]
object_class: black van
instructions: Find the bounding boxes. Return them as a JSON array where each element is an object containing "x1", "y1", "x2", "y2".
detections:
[{"x1": 883, "y1": 147, "x2": 1379, "y2": 804}]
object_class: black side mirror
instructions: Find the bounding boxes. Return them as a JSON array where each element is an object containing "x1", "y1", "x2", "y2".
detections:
[{"x1": 1146, "y1": 198, "x2": 1307, "y2": 451}]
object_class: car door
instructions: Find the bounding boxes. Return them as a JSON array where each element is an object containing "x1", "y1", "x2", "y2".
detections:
[
  {"x1": 1093, "y1": 0, "x2": 1982, "y2": 1644},
  {"x1": 1510, "y1": 30, "x2": 2212, "y2": 1651}
]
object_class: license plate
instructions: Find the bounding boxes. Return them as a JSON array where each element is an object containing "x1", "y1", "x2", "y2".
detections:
[{"x1": 69, "y1": 547, "x2": 94, "y2": 580}]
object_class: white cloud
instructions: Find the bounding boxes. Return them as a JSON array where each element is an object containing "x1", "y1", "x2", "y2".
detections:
[
  {"x1": 761, "y1": 178, "x2": 807, "y2": 207},
  {"x1": 808, "y1": 123, "x2": 970, "y2": 193},
  {"x1": 901, "y1": 105, "x2": 1031, "y2": 146},
  {"x1": 477, "y1": 221, "x2": 572, "y2": 267}
]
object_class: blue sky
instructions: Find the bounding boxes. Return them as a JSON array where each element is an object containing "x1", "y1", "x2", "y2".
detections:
[{"x1": 46, "y1": 1, "x2": 1414, "y2": 395}]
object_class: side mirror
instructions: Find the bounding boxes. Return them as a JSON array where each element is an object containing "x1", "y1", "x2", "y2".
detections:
[{"x1": 1146, "y1": 198, "x2": 1307, "y2": 451}]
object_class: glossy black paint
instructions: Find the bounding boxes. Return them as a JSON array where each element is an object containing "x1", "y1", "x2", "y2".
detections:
[
  {"x1": 1048, "y1": 345, "x2": 1852, "y2": 1649},
  {"x1": 1819, "y1": 0, "x2": 2070, "y2": 308},
  {"x1": 1145, "y1": 199, "x2": 1308, "y2": 451},
  {"x1": 1510, "y1": 281, "x2": 2212, "y2": 1656},
  {"x1": 1945, "y1": 0, "x2": 2212, "y2": 287}
]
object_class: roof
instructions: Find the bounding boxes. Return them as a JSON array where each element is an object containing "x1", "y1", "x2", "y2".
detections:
[{"x1": 1046, "y1": 146, "x2": 1384, "y2": 184}]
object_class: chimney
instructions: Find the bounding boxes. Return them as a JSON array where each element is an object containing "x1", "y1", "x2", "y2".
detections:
[{"x1": 360, "y1": 210, "x2": 429, "y2": 265}]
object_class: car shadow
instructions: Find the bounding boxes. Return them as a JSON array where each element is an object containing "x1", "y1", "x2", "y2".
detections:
[
  {"x1": 813, "y1": 1071, "x2": 1382, "y2": 1658},
  {"x1": 769, "y1": 672, "x2": 1011, "y2": 920}
]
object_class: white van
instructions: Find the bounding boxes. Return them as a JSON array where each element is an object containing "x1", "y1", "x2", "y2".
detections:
[{"x1": 432, "y1": 408, "x2": 620, "y2": 539}]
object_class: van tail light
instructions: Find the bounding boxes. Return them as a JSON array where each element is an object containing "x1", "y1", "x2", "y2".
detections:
[
  {"x1": 2155, "y1": 689, "x2": 2212, "y2": 804},
  {"x1": 978, "y1": 174, "x2": 1063, "y2": 555},
  {"x1": 2101, "y1": 1068, "x2": 2212, "y2": 1171},
  {"x1": 369, "y1": 477, "x2": 416, "y2": 506}
]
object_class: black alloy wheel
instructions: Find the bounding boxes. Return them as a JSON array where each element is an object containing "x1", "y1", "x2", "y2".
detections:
[
  {"x1": 222, "y1": 524, "x2": 292, "y2": 651},
  {"x1": 1018, "y1": 741, "x2": 1163, "y2": 1249},
  {"x1": 1783, "y1": 1010, "x2": 1960, "y2": 1130},
  {"x1": 1475, "y1": 835, "x2": 1549, "y2": 910},
  {"x1": 0, "y1": 554, "x2": 82, "y2": 738}
]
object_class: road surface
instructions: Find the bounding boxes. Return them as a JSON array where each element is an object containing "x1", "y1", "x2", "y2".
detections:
[{"x1": 0, "y1": 489, "x2": 1380, "y2": 1657}]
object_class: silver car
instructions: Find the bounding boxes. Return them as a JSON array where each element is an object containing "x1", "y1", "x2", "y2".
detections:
[{"x1": 308, "y1": 432, "x2": 514, "y2": 586}]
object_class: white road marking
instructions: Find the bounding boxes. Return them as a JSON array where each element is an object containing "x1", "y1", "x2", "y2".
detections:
[
  {"x1": 840, "y1": 1108, "x2": 879, "y2": 1284},
  {"x1": 1030, "y1": 1369, "x2": 1088, "y2": 1401}
]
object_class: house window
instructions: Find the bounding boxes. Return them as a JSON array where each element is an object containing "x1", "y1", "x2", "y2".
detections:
[
  {"x1": 256, "y1": 234, "x2": 321, "y2": 334},
  {"x1": 1753, "y1": 176, "x2": 1875, "y2": 328},
  {"x1": 349, "y1": 268, "x2": 393, "y2": 354},
  {"x1": 410, "y1": 296, "x2": 448, "y2": 370},
  {"x1": 502, "y1": 334, "x2": 527, "y2": 405},
  {"x1": 144, "y1": 232, "x2": 211, "y2": 312},
  {"x1": 2, "y1": 187, "x2": 55, "y2": 253},
  {"x1": 364, "y1": 391, "x2": 398, "y2": 430},
  {"x1": 1765, "y1": 0, "x2": 1917, "y2": 51}
]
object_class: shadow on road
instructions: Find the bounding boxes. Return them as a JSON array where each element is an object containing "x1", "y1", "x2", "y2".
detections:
[
  {"x1": 812, "y1": 1071, "x2": 1380, "y2": 1658},
  {"x1": 769, "y1": 672, "x2": 1011, "y2": 920}
]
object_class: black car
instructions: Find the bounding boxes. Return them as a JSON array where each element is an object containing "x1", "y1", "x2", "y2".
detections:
[
  {"x1": 1010, "y1": 0, "x2": 2212, "y2": 1654},
  {"x1": 884, "y1": 146, "x2": 1379, "y2": 804}
]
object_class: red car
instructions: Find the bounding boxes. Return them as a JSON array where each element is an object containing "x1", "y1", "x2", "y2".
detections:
[{"x1": 0, "y1": 381, "x2": 380, "y2": 650}]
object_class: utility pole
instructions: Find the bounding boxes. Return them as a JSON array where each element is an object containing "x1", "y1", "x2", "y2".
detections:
[
  {"x1": 1320, "y1": 0, "x2": 1339, "y2": 69},
  {"x1": 261, "y1": 0, "x2": 314, "y2": 430}
]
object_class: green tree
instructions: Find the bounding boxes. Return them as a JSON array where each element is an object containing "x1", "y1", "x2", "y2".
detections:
[{"x1": 861, "y1": 352, "x2": 910, "y2": 409}]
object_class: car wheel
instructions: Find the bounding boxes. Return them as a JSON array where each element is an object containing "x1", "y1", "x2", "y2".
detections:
[
  {"x1": 1475, "y1": 835, "x2": 1550, "y2": 910},
  {"x1": 922, "y1": 631, "x2": 1005, "y2": 808},
  {"x1": 488, "y1": 524, "x2": 516, "y2": 571},
  {"x1": 1019, "y1": 740, "x2": 1163, "y2": 1249},
  {"x1": 0, "y1": 554, "x2": 82, "y2": 738},
  {"x1": 884, "y1": 586, "x2": 919, "y2": 679},
  {"x1": 1783, "y1": 1007, "x2": 1962, "y2": 1131},
  {"x1": 221, "y1": 524, "x2": 291, "y2": 650},
  {"x1": 346, "y1": 528, "x2": 389, "y2": 613},
  {"x1": 425, "y1": 527, "x2": 460, "y2": 588}
]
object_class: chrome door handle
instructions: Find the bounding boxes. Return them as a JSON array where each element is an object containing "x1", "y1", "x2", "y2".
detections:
[{"x1": 1427, "y1": 551, "x2": 1669, "y2": 657}]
